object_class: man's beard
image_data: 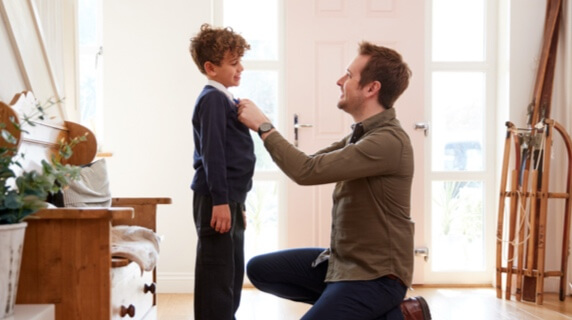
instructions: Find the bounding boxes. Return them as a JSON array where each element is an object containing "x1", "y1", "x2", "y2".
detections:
[{"x1": 337, "y1": 95, "x2": 363, "y2": 111}]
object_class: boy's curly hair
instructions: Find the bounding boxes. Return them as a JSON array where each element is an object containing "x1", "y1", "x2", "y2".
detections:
[{"x1": 189, "y1": 23, "x2": 251, "y2": 75}]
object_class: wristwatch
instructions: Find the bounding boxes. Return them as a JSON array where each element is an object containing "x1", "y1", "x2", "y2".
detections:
[{"x1": 257, "y1": 122, "x2": 274, "y2": 137}]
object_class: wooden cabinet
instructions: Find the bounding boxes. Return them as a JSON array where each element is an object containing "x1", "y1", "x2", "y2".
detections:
[{"x1": 17, "y1": 197, "x2": 170, "y2": 320}]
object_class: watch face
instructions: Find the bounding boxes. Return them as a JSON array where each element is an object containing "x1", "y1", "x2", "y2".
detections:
[{"x1": 260, "y1": 123, "x2": 272, "y2": 132}]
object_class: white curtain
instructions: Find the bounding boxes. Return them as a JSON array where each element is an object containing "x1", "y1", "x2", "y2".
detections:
[{"x1": 31, "y1": 0, "x2": 64, "y2": 95}]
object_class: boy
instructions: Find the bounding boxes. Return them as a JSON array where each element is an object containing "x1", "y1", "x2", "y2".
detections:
[{"x1": 189, "y1": 23, "x2": 255, "y2": 320}]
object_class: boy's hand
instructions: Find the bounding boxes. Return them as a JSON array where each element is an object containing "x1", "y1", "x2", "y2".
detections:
[
  {"x1": 211, "y1": 204, "x2": 231, "y2": 233},
  {"x1": 237, "y1": 99, "x2": 270, "y2": 131}
]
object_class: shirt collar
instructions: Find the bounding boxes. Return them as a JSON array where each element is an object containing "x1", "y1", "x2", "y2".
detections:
[
  {"x1": 360, "y1": 108, "x2": 397, "y2": 132},
  {"x1": 207, "y1": 80, "x2": 236, "y2": 102}
]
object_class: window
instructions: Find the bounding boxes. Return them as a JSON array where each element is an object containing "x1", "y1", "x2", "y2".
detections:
[
  {"x1": 219, "y1": 0, "x2": 283, "y2": 263},
  {"x1": 428, "y1": 0, "x2": 496, "y2": 280},
  {"x1": 78, "y1": 0, "x2": 104, "y2": 146}
]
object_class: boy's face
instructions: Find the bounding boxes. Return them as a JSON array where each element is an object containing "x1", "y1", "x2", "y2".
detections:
[{"x1": 206, "y1": 51, "x2": 244, "y2": 88}]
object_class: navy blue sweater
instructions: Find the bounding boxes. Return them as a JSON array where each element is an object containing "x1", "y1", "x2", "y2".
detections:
[{"x1": 191, "y1": 85, "x2": 256, "y2": 205}]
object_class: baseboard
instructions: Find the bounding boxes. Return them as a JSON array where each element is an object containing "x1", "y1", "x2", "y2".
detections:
[
  {"x1": 156, "y1": 272, "x2": 195, "y2": 293},
  {"x1": 411, "y1": 283, "x2": 494, "y2": 288}
]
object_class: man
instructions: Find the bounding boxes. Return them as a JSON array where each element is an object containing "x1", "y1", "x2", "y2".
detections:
[{"x1": 237, "y1": 41, "x2": 431, "y2": 320}]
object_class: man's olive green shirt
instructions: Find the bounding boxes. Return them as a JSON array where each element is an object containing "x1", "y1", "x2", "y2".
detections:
[{"x1": 263, "y1": 108, "x2": 415, "y2": 287}]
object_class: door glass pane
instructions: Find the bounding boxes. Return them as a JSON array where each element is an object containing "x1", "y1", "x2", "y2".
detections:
[
  {"x1": 223, "y1": 0, "x2": 278, "y2": 61},
  {"x1": 245, "y1": 180, "x2": 279, "y2": 263},
  {"x1": 432, "y1": 0, "x2": 485, "y2": 61},
  {"x1": 431, "y1": 72, "x2": 484, "y2": 172},
  {"x1": 432, "y1": 180, "x2": 485, "y2": 271},
  {"x1": 230, "y1": 71, "x2": 278, "y2": 171}
]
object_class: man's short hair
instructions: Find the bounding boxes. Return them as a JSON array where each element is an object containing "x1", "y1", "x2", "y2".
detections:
[
  {"x1": 189, "y1": 23, "x2": 250, "y2": 75},
  {"x1": 358, "y1": 42, "x2": 412, "y2": 109}
]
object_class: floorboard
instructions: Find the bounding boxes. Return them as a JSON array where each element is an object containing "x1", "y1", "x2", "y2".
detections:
[{"x1": 157, "y1": 286, "x2": 572, "y2": 319}]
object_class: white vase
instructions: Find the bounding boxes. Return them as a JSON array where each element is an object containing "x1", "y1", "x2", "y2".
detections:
[{"x1": 0, "y1": 222, "x2": 27, "y2": 319}]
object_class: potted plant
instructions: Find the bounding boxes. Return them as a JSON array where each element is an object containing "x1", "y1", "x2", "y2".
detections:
[{"x1": 0, "y1": 97, "x2": 82, "y2": 319}]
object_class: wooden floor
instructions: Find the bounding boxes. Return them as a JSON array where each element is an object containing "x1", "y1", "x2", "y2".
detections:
[{"x1": 157, "y1": 286, "x2": 572, "y2": 320}]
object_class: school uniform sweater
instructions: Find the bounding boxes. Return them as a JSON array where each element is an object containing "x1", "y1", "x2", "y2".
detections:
[{"x1": 191, "y1": 85, "x2": 255, "y2": 205}]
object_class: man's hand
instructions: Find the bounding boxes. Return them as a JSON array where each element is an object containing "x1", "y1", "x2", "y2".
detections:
[
  {"x1": 211, "y1": 204, "x2": 231, "y2": 233},
  {"x1": 237, "y1": 99, "x2": 271, "y2": 131}
]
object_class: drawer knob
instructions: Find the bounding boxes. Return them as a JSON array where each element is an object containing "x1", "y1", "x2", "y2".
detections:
[
  {"x1": 144, "y1": 282, "x2": 156, "y2": 294},
  {"x1": 120, "y1": 304, "x2": 136, "y2": 318}
]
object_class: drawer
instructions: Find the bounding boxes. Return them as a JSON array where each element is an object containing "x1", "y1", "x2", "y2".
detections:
[
  {"x1": 111, "y1": 262, "x2": 155, "y2": 320},
  {"x1": 141, "y1": 306, "x2": 157, "y2": 320}
]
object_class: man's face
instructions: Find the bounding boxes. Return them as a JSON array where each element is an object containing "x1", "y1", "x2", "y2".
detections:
[
  {"x1": 208, "y1": 51, "x2": 243, "y2": 88},
  {"x1": 336, "y1": 54, "x2": 369, "y2": 113}
]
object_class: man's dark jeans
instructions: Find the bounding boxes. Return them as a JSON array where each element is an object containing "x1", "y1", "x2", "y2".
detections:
[{"x1": 247, "y1": 248, "x2": 407, "y2": 320}]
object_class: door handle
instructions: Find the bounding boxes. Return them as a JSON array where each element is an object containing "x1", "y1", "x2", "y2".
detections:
[
  {"x1": 414, "y1": 122, "x2": 429, "y2": 136},
  {"x1": 414, "y1": 247, "x2": 429, "y2": 262},
  {"x1": 294, "y1": 114, "x2": 313, "y2": 147}
]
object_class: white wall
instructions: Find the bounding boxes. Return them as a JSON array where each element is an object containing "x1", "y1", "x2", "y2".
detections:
[
  {"x1": 506, "y1": 0, "x2": 544, "y2": 124},
  {"x1": 102, "y1": 0, "x2": 212, "y2": 292}
]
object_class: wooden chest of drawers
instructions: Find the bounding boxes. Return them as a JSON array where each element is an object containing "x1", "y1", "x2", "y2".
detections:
[{"x1": 111, "y1": 262, "x2": 155, "y2": 319}]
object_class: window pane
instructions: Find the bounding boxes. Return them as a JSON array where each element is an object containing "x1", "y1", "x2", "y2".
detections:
[
  {"x1": 230, "y1": 71, "x2": 278, "y2": 171},
  {"x1": 78, "y1": 0, "x2": 97, "y2": 47},
  {"x1": 79, "y1": 53, "x2": 97, "y2": 127},
  {"x1": 223, "y1": 0, "x2": 278, "y2": 60},
  {"x1": 432, "y1": 180, "x2": 485, "y2": 271},
  {"x1": 245, "y1": 180, "x2": 279, "y2": 262},
  {"x1": 431, "y1": 72, "x2": 484, "y2": 171},
  {"x1": 78, "y1": 0, "x2": 102, "y2": 140},
  {"x1": 432, "y1": 0, "x2": 485, "y2": 61}
]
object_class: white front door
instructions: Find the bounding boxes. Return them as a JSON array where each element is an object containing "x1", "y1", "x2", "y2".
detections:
[{"x1": 283, "y1": 0, "x2": 427, "y2": 284}]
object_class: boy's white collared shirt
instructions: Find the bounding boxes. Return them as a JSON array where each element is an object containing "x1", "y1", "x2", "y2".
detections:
[{"x1": 207, "y1": 80, "x2": 237, "y2": 104}]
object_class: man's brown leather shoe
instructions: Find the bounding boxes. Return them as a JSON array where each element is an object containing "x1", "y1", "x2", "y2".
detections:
[{"x1": 400, "y1": 296, "x2": 432, "y2": 319}]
